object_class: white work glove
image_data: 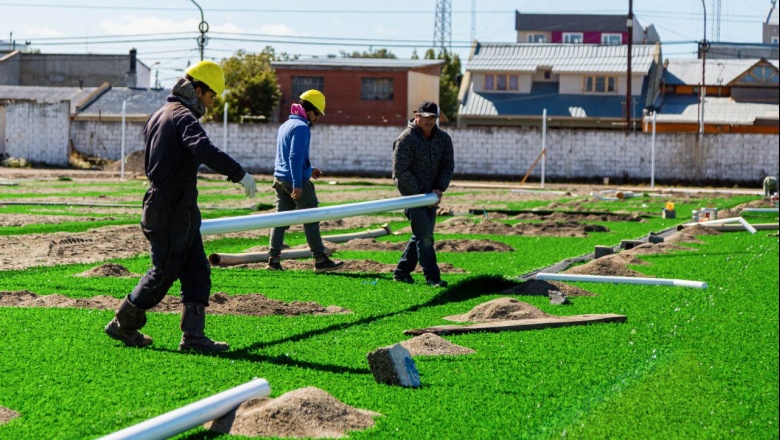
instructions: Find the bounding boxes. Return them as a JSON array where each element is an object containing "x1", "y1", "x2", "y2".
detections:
[{"x1": 239, "y1": 173, "x2": 257, "y2": 198}]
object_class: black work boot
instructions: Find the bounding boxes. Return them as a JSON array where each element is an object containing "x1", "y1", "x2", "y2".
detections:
[
  {"x1": 265, "y1": 257, "x2": 285, "y2": 271},
  {"x1": 104, "y1": 296, "x2": 153, "y2": 347},
  {"x1": 314, "y1": 255, "x2": 344, "y2": 273},
  {"x1": 179, "y1": 303, "x2": 229, "y2": 352}
]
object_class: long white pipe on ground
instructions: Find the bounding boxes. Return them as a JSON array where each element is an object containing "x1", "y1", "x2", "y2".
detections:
[
  {"x1": 536, "y1": 273, "x2": 707, "y2": 289},
  {"x1": 209, "y1": 247, "x2": 332, "y2": 266},
  {"x1": 323, "y1": 224, "x2": 392, "y2": 243},
  {"x1": 99, "y1": 378, "x2": 270, "y2": 440},
  {"x1": 201, "y1": 193, "x2": 439, "y2": 236},
  {"x1": 679, "y1": 216, "x2": 757, "y2": 234},
  {"x1": 742, "y1": 208, "x2": 779, "y2": 213}
]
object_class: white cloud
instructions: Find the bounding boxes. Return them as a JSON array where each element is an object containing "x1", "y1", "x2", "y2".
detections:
[
  {"x1": 101, "y1": 16, "x2": 203, "y2": 34},
  {"x1": 257, "y1": 24, "x2": 303, "y2": 37},
  {"x1": 21, "y1": 27, "x2": 64, "y2": 38}
]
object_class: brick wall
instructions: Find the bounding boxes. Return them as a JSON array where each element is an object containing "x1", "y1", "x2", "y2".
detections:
[
  {"x1": 65, "y1": 119, "x2": 779, "y2": 184},
  {"x1": 5, "y1": 101, "x2": 70, "y2": 165}
]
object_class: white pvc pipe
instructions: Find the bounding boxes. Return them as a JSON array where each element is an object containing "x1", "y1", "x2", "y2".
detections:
[
  {"x1": 742, "y1": 208, "x2": 779, "y2": 213},
  {"x1": 650, "y1": 111, "x2": 656, "y2": 189},
  {"x1": 223, "y1": 102, "x2": 229, "y2": 153},
  {"x1": 541, "y1": 108, "x2": 547, "y2": 189},
  {"x1": 201, "y1": 193, "x2": 439, "y2": 236},
  {"x1": 99, "y1": 378, "x2": 270, "y2": 440},
  {"x1": 120, "y1": 100, "x2": 126, "y2": 180},
  {"x1": 683, "y1": 216, "x2": 757, "y2": 234},
  {"x1": 536, "y1": 273, "x2": 707, "y2": 289}
]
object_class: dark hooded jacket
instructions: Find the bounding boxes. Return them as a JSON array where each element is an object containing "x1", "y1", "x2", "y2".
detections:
[
  {"x1": 143, "y1": 78, "x2": 245, "y2": 188},
  {"x1": 392, "y1": 119, "x2": 455, "y2": 196}
]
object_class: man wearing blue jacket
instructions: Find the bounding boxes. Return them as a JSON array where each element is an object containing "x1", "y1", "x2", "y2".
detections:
[
  {"x1": 104, "y1": 60, "x2": 257, "y2": 352},
  {"x1": 266, "y1": 89, "x2": 343, "y2": 273}
]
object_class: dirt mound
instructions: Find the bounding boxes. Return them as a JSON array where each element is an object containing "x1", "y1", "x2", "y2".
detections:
[
  {"x1": 330, "y1": 239, "x2": 405, "y2": 251},
  {"x1": 682, "y1": 224, "x2": 722, "y2": 236},
  {"x1": 105, "y1": 150, "x2": 145, "y2": 174},
  {"x1": 0, "y1": 225, "x2": 149, "y2": 271},
  {"x1": 75, "y1": 263, "x2": 140, "y2": 278},
  {"x1": 563, "y1": 254, "x2": 647, "y2": 277},
  {"x1": 501, "y1": 279, "x2": 597, "y2": 297},
  {"x1": 399, "y1": 332, "x2": 475, "y2": 356},
  {"x1": 225, "y1": 259, "x2": 465, "y2": 274},
  {"x1": 429, "y1": 219, "x2": 606, "y2": 237},
  {"x1": 0, "y1": 406, "x2": 20, "y2": 426},
  {"x1": 444, "y1": 297, "x2": 550, "y2": 322},
  {"x1": 664, "y1": 225, "x2": 721, "y2": 244},
  {"x1": 435, "y1": 239, "x2": 514, "y2": 252},
  {"x1": 513, "y1": 211, "x2": 643, "y2": 223},
  {"x1": 622, "y1": 242, "x2": 696, "y2": 255},
  {"x1": 205, "y1": 387, "x2": 381, "y2": 438},
  {"x1": 0, "y1": 291, "x2": 349, "y2": 317},
  {"x1": 0, "y1": 214, "x2": 112, "y2": 227},
  {"x1": 513, "y1": 221, "x2": 608, "y2": 237}
]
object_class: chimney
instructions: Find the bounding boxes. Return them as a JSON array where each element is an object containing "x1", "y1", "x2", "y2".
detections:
[{"x1": 125, "y1": 48, "x2": 138, "y2": 88}]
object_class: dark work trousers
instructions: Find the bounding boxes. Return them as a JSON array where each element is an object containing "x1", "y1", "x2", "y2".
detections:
[
  {"x1": 394, "y1": 205, "x2": 440, "y2": 282},
  {"x1": 129, "y1": 186, "x2": 211, "y2": 309},
  {"x1": 268, "y1": 178, "x2": 326, "y2": 258}
]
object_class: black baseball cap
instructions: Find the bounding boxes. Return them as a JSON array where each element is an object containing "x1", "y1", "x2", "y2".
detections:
[{"x1": 415, "y1": 101, "x2": 439, "y2": 117}]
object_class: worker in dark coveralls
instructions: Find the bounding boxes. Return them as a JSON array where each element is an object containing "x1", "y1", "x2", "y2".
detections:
[
  {"x1": 392, "y1": 101, "x2": 455, "y2": 287},
  {"x1": 104, "y1": 60, "x2": 257, "y2": 352}
]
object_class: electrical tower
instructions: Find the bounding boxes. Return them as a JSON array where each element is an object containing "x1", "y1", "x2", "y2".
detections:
[
  {"x1": 434, "y1": 0, "x2": 452, "y2": 54},
  {"x1": 712, "y1": 0, "x2": 722, "y2": 41}
]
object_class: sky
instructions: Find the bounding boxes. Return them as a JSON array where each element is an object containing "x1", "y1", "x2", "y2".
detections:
[{"x1": 0, "y1": 0, "x2": 775, "y2": 86}]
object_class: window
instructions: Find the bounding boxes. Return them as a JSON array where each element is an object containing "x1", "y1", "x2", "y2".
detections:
[
  {"x1": 738, "y1": 65, "x2": 779, "y2": 85},
  {"x1": 601, "y1": 33, "x2": 622, "y2": 45},
  {"x1": 361, "y1": 78, "x2": 394, "y2": 100},
  {"x1": 772, "y1": 36, "x2": 779, "y2": 44},
  {"x1": 584, "y1": 75, "x2": 617, "y2": 93},
  {"x1": 291, "y1": 76, "x2": 324, "y2": 101},
  {"x1": 484, "y1": 75, "x2": 494, "y2": 90},
  {"x1": 563, "y1": 33, "x2": 583, "y2": 44},
  {"x1": 484, "y1": 74, "x2": 519, "y2": 91},
  {"x1": 527, "y1": 34, "x2": 546, "y2": 43}
]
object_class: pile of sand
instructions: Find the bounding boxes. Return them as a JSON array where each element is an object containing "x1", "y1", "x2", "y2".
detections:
[
  {"x1": 0, "y1": 406, "x2": 20, "y2": 426},
  {"x1": 75, "y1": 263, "x2": 140, "y2": 278},
  {"x1": 226, "y1": 259, "x2": 465, "y2": 274},
  {"x1": 563, "y1": 254, "x2": 647, "y2": 277},
  {"x1": 501, "y1": 279, "x2": 596, "y2": 297},
  {"x1": 444, "y1": 297, "x2": 549, "y2": 322},
  {"x1": 399, "y1": 332, "x2": 475, "y2": 356},
  {"x1": 205, "y1": 387, "x2": 381, "y2": 438},
  {"x1": 622, "y1": 242, "x2": 696, "y2": 255},
  {"x1": 0, "y1": 291, "x2": 349, "y2": 317}
]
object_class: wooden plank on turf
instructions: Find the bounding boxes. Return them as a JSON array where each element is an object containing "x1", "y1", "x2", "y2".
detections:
[{"x1": 403, "y1": 313, "x2": 626, "y2": 336}]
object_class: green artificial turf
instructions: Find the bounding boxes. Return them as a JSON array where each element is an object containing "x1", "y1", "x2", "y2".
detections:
[{"x1": 0, "y1": 181, "x2": 777, "y2": 439}]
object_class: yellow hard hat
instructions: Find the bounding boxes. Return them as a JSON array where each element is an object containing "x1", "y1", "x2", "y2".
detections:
[
  {"x1": 299, "y1": 89, "x2": 326, "y2": 115},
  {"x1": 185, "y1": 60, "x2": 225, "y2": 95}
]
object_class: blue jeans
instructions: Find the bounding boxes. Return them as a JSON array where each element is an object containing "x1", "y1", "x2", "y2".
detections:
[
  {"x1": 268, "y1": 178, "x2": 326, "y2": 258},
  {"x1": 394, "y1": 206, "x2": 440, "y2": 282}
]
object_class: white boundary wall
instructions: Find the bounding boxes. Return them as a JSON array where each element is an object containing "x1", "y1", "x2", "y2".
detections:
[
  {"x1": 4, "y1": 101, "x2": 70, "y2": 166},
  {"x1": 64, "y1": 120, "x2": 780, "y2": 183}
]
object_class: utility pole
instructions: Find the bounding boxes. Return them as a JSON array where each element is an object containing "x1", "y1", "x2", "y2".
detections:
[
  {"x1": 626, "y1": 0, "x2": 634, "y2": 132},
  {"x1": 191, "y1": 0, "x2": 208, "y2": 61},
  {"x1": 699, "y1": 0, "x2": 710, "y2": 137},
  {"x1": 434, "y1": 0, "x2": 452, "y2": 54}
]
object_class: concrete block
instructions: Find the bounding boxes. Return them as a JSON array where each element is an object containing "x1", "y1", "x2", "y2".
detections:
[
  {"x1": 366, "y1": 343, "x2": 420, "y2": 388},
  {"x1": 594, "y1": 245, "x2": 614, "y2": 259},
  {"x1": 620, "y1": 240, "x2": 644, "y2": 250}
]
